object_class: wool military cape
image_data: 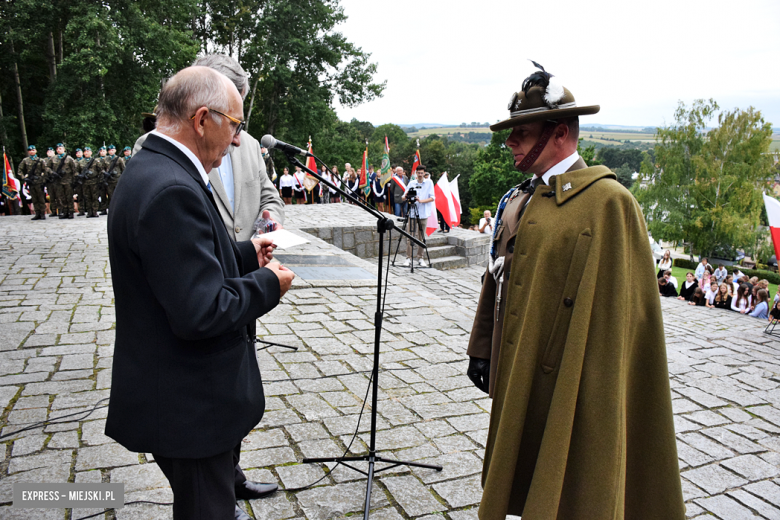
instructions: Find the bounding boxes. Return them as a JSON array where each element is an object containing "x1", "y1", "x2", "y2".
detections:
[{"x1": 476, "y1": 166, "x2": 684, "y2": 520}]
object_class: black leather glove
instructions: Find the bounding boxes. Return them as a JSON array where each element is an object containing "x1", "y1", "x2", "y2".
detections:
[{"x1": 467, "y1": 356, "x2": 490, "y2": 394}]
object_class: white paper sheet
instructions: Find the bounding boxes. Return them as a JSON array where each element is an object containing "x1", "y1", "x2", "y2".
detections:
[{"x1": 263, "y1": 229, "x2": 309, "y2": 249}]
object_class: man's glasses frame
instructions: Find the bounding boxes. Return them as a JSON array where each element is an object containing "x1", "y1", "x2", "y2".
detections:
[{"x1": 191, "y1": 108, "x2": 245, "y2": 136}]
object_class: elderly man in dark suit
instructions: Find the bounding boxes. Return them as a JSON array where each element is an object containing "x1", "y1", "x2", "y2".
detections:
[
  {"x1": 106, "y1": 66, "x2": 295, "y2": 520},
  {"x1": 132, "y1": 54, "x2": 285, "y2": 240}
]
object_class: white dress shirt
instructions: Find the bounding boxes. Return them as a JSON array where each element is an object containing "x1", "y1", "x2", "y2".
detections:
[
  {"x1": 151, "y1": 131, "x2": 210, "y2": 188},
  {"x1": 214, "y1": 153, "x2": 235, "y2": 212}
]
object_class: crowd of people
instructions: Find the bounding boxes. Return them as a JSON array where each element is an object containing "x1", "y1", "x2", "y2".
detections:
[{"x1": 657, "y1": 253, "x2": 779, "y2": 322}]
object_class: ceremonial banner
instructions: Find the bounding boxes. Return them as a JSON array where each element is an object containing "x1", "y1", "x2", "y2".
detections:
[
  {"x1": 3, "y1": 151, "x2": 19, "y2": 201},
  {"x1": 763, "y1": 193, "x2": 780, "y2": 262},
  {"x1": 380, "y1": 136, "x2": 392, "y2": 188},
  {"x1": 303, "y1": 139, "x2": 319, "y2": 195},
  {"x1": 449, "y1": 174, "x2": 462, "y2": 227},
  {"x1": 360, "y1": 146, "x2": 370, "y2": 196},
  {"x1": 411, "y1": 149, "x2": 421, "y2": 175}
]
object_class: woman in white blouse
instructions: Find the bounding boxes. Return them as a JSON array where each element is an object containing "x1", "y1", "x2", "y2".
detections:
[
  {"x1": 731, "y1": 284, "x2": 753, "y2": 314},
  {"x1": 278, "y1": 167, "x2": 294, "y2": 205},
  {"x1": 657, "y1": 250, "x2": 672, "y2": 278}
]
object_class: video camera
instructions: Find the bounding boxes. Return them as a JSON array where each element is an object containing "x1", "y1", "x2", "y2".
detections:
[{"x1": 406, "y1": 187, "x2": 418, "y2": 203}]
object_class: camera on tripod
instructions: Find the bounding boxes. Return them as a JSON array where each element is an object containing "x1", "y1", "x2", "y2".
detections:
[{"x1": 406, "y1": 187, "x2": 418, "y2": 203}]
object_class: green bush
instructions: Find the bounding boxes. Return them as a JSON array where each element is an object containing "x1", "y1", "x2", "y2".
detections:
[
  {"x1": 672, "y1": 258, "x2": 698, "y2": 270},
  {"x1": 734, "y1": 268, "x2": 780, "y2": 285}
]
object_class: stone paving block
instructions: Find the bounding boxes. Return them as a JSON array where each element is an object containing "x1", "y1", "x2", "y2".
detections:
[
  {"x1": 8, "y1": 450, "x2": 72, "y2": 474},
  {"x1": 276, "y1": 463, "x2": 327, "y2": 489},
  {"x1": 682, "y1": 464, "x2": 748, "y2": 494},
  {"x1": 381, "y1": 474, "x2": 445, "y2": 517},
  {"x1": 678, "y1": 432, "x2": 736, "y2": 461},
  {"x1": 285, "y1": 422, "x2": 330, "y2": 442},
  {"x1": 411, "y1": 451, "x2": 482, "y2": 484},
  {"x1": 701, "y1": 427, "x2": 766, "y2": 454},
  {"x1": 10, "y1": 434, "x2": 46, "y2": 457},
  {"x1": 728, "y1": 489, "x2": 780, "y2": 520},
  {"x1": 296, "y1": 480, "x2": 388, "y2": 520},
  {"x1": 681, "y1": 477, "x2": 708, "y2": 501},
  {"x1": 449, "y1": 510, "x2": 480, "y2": 520},
  {"x1": 240, "y1": 446, "x2": 297, "y2": 468},
  {"x1": 433, "y1": 474, "x2": 483, "y2": 508},
  {"x1": 242, "y1": 428, "x2": 288, "y2": 450},
  {"x1": 262, "y1": 408, "x2": 303, "y2": 427},
  {"x1": 359, "y1": 425, "x2": 427, "y2": 450},
  {"x1": 299, "y1": 438, "x2": 344, "y2": 459},
  {"x1": 76, "y1": 443, "x2": 139, "y2": 470},
  {"x1": 250, "y1": 492, "x2": 298, "y2": 519},
  {"x1": 48, "y1": 430, "x2": 79, "y2": 448},
  {"x1": 110, "y1": 463, "x2": 169, "y2": 493},
  {"x1": 288, "y1": 393, "x2": 340, "y2": 420},
  {"x1": 745, "y1": 481, "x2": 780, "y2": 508},
  {"x1": 0, "y1": 507, "x2": 64, "y2": 519},
  {"x1": 696, "y1": 494, "x2": 761, "y2": 519},
  {"x1": 721, "y1": 454, "x2": 780, "y2": 480}
]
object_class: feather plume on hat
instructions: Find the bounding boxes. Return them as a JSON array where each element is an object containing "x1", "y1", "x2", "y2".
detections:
[{"x1": 522, "y1": 61, "x2": 565, "y2": 108}]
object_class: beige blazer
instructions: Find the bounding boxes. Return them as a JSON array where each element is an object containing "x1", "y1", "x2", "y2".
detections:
[{"x1": 133, "y1": 131, "x2": 285, "y2": 241}]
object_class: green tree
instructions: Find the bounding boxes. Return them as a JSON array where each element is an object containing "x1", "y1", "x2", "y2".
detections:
[
  {"x1": 468, "y1": 129, "x2": 526, "y2": 211},
  {"x1": 633, "y1": 99, "x2": 774, "y2": 259}
]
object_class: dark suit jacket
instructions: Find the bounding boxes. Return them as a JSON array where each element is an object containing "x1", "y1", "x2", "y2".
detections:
[{"x1": 105, "y1": 134, "x2": 281, "y2": 459}]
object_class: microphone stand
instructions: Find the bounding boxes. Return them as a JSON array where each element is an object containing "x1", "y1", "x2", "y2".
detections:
[{"x1": 281, "y1": 151, "x2": 442, "y2": 519}]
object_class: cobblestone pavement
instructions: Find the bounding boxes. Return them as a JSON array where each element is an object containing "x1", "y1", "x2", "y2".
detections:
[{"x1": 0, "y1": 214, "x2": 779, "y2": 519}]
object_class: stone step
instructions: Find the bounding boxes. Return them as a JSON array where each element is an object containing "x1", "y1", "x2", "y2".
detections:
[
  {"x1": 425, "y1": 245, "x2": 460, "y2": 259},
  {"x1": 430, "y1": 255, "x2": 469, "y2": 270}
]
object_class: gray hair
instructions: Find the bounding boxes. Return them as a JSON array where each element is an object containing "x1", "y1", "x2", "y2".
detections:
[
  {"x1": 192, "y1": 54, "x2": 249, "y2": 99},
  {"x1": 155, "y1": 66, "x2": 231, "y2": 134}
]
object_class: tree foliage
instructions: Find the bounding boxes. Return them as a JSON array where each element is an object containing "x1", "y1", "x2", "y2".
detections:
[
  {"x1": 633, "y1": 99, "x2": 775, "y2": 259},
  {"x1": 0, "y1": 0, "x2": 384, "y2": 164}
]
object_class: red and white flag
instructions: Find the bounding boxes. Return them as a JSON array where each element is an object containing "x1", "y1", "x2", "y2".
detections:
[
  {"x1": 449, "y1": 174, "x2": 462, "y2": 227},
  {"x1": 434, "y1": 172, "x2": 459, "y2": 227},
  {"x1": 763, "y1": 193, "x2": 780, "y2": 261},
  {"x1": 426, "y1": 212, "x2": 438, "y2": 236},
  {"x1": 3, "y1": 152, "x2": 19, "y2": 201}
]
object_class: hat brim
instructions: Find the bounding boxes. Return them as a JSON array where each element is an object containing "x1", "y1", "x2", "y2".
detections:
[{"x1": 490, "y1": 105, "x2": 600, "y2": 132}]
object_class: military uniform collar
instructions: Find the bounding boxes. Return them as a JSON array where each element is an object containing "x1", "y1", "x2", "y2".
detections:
[
  {"x1": 536, "y1": 151, "x2": 580, "y2": 186},
  {"x1": 545, "y1": 165, "x2": 616, "y2": 205}
]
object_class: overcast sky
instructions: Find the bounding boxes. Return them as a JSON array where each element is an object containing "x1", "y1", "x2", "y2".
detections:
[{"x1": 333, "y1": 0, "x2": 780, "y2": 128}]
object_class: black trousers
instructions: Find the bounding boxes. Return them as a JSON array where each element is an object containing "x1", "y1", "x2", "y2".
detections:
[{"x1": 154, "y1": 444, "x2": 247, "y2": 520}]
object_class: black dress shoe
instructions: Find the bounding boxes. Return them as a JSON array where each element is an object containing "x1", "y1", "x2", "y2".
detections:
[
  {"x1": 234, "y1": 505, "x2": 251, "y2": 520},
  {"x1": 235, "y1": 481, "x2": 278, "y2": 500}
]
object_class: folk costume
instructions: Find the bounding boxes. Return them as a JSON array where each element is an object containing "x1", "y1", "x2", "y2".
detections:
[{"x1": 466, "y1": 64, "x2": 684, "y2": 520}]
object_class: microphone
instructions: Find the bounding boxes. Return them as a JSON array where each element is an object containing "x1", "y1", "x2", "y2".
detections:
[{"x1": 261, "y1": 135, "x2": 311, "y2": 157}]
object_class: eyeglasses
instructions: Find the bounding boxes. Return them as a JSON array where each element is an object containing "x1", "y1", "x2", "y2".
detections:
[{"x1": 192, "y1": 108, "x2": 245, "y2": 136}]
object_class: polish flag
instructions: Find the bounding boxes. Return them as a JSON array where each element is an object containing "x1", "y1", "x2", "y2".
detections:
[
  {"x1": 434, "y1": 172, "x2": 458, "y2": 227},
  {"x1": 763, "y1": 193, "x2": 780, "y2": 261},
  {"x1": 450, "y1": 174, "x2": 462, "y2": 227},
  {"x1": 426, "y1": 212, "x2": 438, "y2": 236}
]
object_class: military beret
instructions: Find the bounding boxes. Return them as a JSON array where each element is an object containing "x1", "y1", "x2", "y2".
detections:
[
  {"x1": 76, "y1": 148, "x2": 83, "y2": 152},
  {"x1": 47, "y1": 147, "x2": 54, "y2": 151},
  {"x1": 28, "y1": 145, "x2": 36, "y2": 150},
  {"x1": 84, "y1": 147, "x2": 92, "y2": 151},
  {"x1": 123, "y1": 146, "x2": 131, "y2": 151},
  {"x1": 99, "y1": 146, "x2": 106, "y2": 151},
  {"x1": 108, "y1": 144, "x2": 116, "y2": 150},
  {"x1": 56, "y1": 143, "x2": 64, "y2": 148}
]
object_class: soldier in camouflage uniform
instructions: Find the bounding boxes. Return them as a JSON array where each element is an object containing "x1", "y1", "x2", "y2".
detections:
[
  {"x1": 103, "y1": 144, "x2": 125, "y2": 212},
  {"x1": 73, "y1": 148, "x2": 87, "y2": 216},
  {"x1": 46, "y1": 143, "x2": 78, "y2": 219},
  {"x1": 80, "y1": 147, "x2": 103, "y2": 218},
  {"x1": 17, "y1": 145, "x2": 47, "y2": 220},
  {"x1": 122, "y1": 146, "x2": 132, "y2": 162},
  {"x1": 44, "y1": 147, "x2": 58, "y2": 216}
]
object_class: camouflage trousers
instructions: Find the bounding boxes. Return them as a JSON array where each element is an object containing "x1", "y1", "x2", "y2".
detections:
[
  {"x1": 82, "y1": 183, "x2": 100, "y2": 213},
  {"x1": 29, "y1": 183, "x2": 47, "y2": 213},
  {"x1": 52, "y1": 183, "x2": 74, "y2": 215}
]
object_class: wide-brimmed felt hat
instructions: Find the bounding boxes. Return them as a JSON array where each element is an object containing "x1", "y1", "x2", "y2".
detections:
[{"x1": 491, "y1": 62, "x2": 600, "y2": 131}]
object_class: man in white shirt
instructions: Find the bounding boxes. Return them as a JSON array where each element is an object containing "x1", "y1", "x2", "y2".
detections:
[
  {"x1": 694, "y1": 257, "x2": 708, "y2": 280},
  {"x1": 713, "y1": 264, "x2": 728, "y2": 284},
  {"x1": 401, "y1": 165, "x2": 435, "y2": 266},
  {"x1": 479, "y1": 210, "x2": 494, "y2": 234}
]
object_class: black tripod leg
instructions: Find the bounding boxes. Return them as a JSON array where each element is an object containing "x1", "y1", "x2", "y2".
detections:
[{"x1": 391, "y1": 214, "x2": 410, "y2": 265}]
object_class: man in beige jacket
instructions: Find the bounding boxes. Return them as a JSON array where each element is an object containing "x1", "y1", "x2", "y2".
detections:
[{"x1": 133, "y1": 55, "x2": 284, "y2": 240}]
